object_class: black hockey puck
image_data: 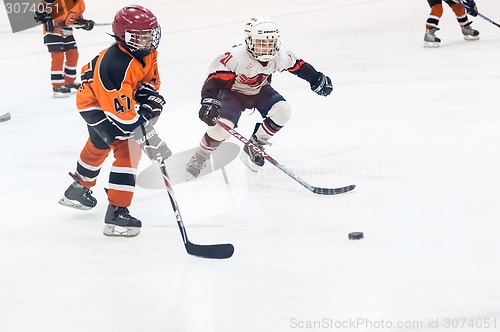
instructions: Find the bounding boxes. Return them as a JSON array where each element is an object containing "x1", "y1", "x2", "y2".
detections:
[{"x1": 348, "y1": 232, "x2": 364, "y2": 240}]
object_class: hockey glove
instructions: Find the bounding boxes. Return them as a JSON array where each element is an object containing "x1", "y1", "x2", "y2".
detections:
[
  {"x1": 75, "y1": 18, "x2": 95, "y2": 31},
  {"x1": 199, "y1": 98, "x2": 221, "y2": 126},
  {"x1": 462, "y1": 0, "x2": 478, "y2": 16},
  {"x1": 34, "y1": 11, "x2": 55, "y2": 32},
  {"x1": 134, "y1": 121, "x2": 172, "y2": 163},
  {"x1": 34, "y1": 10, "x2": 50, "y2": 23},
  {"x1": 310, "y1": 72, "x2": 333, "y2": 97},
  {"x1": 135, "y1": 83, "x2": 165, "y2": 125}
]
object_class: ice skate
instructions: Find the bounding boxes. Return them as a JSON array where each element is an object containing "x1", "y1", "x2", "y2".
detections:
[
  {"x1": 424, "y1": 27, "x2": 441, "y2": 48},
  {"x1": 103, "y1": 204, "x2": 142, "y2": 237},
  {"x1": 58, "y1": 173, "x2": 97, "y2": 210},
  {"x1": 52, "y1": 85, "x2": 71, "y2": 98},
  {"x1": 462, "y1": 22, "x2": 479, "y2": 41},
  {"x1": 240, "y1": 134, "x2": 268, "y2": 172},
  {"x1": 65, "y1": 82, "x2": 81, "y2": 93},
  {"x1": 185, "y1": 149, "x2": 211, "y2": 180}
]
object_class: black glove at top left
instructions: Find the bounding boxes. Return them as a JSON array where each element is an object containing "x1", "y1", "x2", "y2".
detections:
[
  {"x1": 34, "y1": 10, "x2": 50, "y2": 23},
  {"x1": 75, "y1": 18, "x2": 95, "y2": 30},
  {"x1": 34, "y1": 10, "x2": 54, "y2": 32}
]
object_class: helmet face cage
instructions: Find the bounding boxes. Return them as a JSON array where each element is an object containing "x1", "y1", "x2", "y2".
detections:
[
  {"x1": 244, "y1": 17, "x2": 280, "y2": 62},
  {"x1": 124, "y1": 25, "x2": 161, "y2": 53}
]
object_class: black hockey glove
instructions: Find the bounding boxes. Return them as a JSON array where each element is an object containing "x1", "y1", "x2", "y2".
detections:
[
  {"x1": 311, "y1": 72, "x2": 333, "y2": 97},
  {"x1": 34, "y1": 10, "x2": 55, "y2": 31},
  {"x1": 135, "y1": 83, "x2": 165, "y2": 125},
  {"x1": 75, "y1": 18, "x2": 95, "y2": 31},
  {"x1": 134, "y1": 121, "x2": 172, "y2": 163},
  {"x1": 34, "y1": 10, "x2": 50, "y2": 23},
  {"x1": 462, "y1": 0, "x2": 478, "y2": 16},
  {"x1": 199, "y1": 98, "x2": 221, "y2": 126}
]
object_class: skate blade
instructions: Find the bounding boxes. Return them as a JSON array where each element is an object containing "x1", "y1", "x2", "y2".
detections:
[
  {"x1": 423, "y1": 41, "x2": 440, "y2": 48},
  {"x1": 463, "y1": 35, "x2": 479, "y2": 41},
  {"x1": 185, "y1": 172, "x2": 197, "y2": 181},
  {"x1": 239, "y1": 151, "x2": 261, "y2": 172},
  {"x1": 103, "y1": 224, "x2": 140, "y2": 237},
  {"x1": 58, "y1": 196, "x2": 93, "y2": 210},
  {"x1": 53, "y1": 92, "x2": 71, "y2": 98}
]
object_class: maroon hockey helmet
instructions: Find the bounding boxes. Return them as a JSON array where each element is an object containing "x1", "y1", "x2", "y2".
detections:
[{"x1": 112, "y1": 5, "x2": 161, "y2": 57}]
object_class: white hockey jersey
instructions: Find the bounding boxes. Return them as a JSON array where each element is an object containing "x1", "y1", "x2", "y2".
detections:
[{"x1": 202, "y1": 44, "x2": 303, "y2": 97}]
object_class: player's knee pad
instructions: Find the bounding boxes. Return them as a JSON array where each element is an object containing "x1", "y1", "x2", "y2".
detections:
[
  {"x1": 206, "y1": 118, "x2": 233, "y2": 141},
  {"x1": 268, "y1": 101, "x2": 291, "y2": 126}
]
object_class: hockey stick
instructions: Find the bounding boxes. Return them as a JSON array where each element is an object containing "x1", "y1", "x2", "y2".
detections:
[
  {"x1": 157, "y1": 160, "x2": 234, "y2": 259},
  {"x1": 0, "y1": 112, "x2": 11, "y2": 122},
  {"x1": 458, "y1": 1, "x2": 500, "y2": 28},
  {"x1": 218, "y1": 121, "x2": 355, "y2": 195},
  {"x1": 56, "y1": 23, "x2": 111, "y2": 29}
]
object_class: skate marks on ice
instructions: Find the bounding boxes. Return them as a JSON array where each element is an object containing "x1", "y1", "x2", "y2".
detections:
[{"x1": 136, "y1": 142, "x2": 240, "y2": 188}]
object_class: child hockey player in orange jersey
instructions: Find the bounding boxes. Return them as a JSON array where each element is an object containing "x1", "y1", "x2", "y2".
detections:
[
  {"x1": 34, "y1": 0, "x2": 94, "y2": 97},
  {"x1": 424, "y1": 0, "x2": 479, "y2": 47},
  {"x1": 59, "y1": 5, "x2": 171, "y2": 237},
  {"x1": 185, "y1": 17, "x2": 333, "y2": 179}
]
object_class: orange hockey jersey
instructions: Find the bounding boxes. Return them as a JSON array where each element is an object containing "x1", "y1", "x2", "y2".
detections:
[
  {"x1": 77, "y1": 43, "x2": 161, "y2": 134},
  {"x1": 41, "y1": 0, "x2": 86, "y2": 35}
]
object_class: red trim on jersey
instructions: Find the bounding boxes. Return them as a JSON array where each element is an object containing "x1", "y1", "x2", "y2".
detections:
[
  {"x1": 204, "y1": 71, "x2": 236, "y2": 85},
  {"x1": 287, "y1": 60, "x2": 305, "y2": 73}
]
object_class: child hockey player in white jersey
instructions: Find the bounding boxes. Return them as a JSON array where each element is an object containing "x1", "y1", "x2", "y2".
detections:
[{"x1": 186, "y1": 16, "x2": 333, "y2": 178}]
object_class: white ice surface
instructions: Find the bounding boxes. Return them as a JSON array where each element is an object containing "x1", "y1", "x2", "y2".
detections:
[{"x1": 1, "y1": 0, "x2": 500, "y2": 331}]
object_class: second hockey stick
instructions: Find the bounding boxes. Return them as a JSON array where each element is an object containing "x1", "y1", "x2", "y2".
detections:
[
  {"x1": 459, "y1": 1, "x2": 500, "y2": 28},
  {"x1": 56, "y1": 23, "x2": 111, "y2": 29},
  {"x1": 158, "y1": 161, "x2": 234, "y2": 259},
  {"x1": 218, "y1": 121, "x2": 355, "y2": 195}
]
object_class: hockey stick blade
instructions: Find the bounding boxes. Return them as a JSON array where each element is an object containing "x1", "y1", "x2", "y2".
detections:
[
  {"x1": 313, "y1": 184, "x2": 356, "y2": 195},
  {"x1": 218, "y1": 121, "x2": 355, "y2": 196},
  {"x1": 157, "y1": 162, "x2": 234, "y2": 259},
  {"x1": 0, "y1": 112, "x2": 11, "y2": 122},
  {"x1": 186, "y1": 241, "x2": 235, "y2": 259}
]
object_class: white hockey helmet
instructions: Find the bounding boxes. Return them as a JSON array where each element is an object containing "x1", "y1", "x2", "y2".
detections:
[{"x1": 244, "y1": 17, "x2": 281, "y2": 62}]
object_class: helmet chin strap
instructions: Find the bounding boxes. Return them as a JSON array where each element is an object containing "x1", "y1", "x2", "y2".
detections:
[{"x1": 132, "y1": 48, "x2": 153, "y2": 58}]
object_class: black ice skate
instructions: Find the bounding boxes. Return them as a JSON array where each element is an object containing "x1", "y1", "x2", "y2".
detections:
[
  {"x1": 103, "y1": 204, "x2": 142, "y2": 237},
  {"x1": 53, "y1": 85, "x2": 71, "y2": 98},
  {"x1": 240, "y1": 134, "x2": 268, "y2": 172},
  {"x1": 185, "y1": 150, "x2": 211, "y2": 180},
  {"x1": 65, "y1": 82, "x2": 81, "y2": 92},
  {"x1": 462, "y1": 22, "x2": 479, "y2": 41},
  {"x1": 424, "y1": 27, "x2": 441, "y2": 48},
  {"x1": 58, "y1": 172, "x2": 97, "y2": 210}
]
